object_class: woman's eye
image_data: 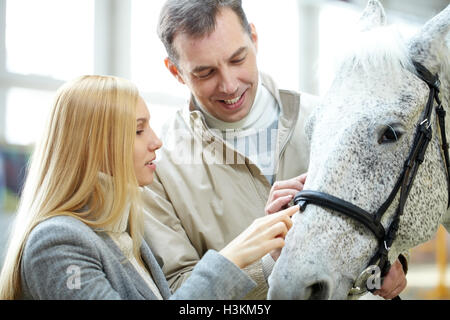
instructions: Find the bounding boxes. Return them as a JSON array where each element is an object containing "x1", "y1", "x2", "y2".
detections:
[{"x1": 378, "y1": 125, "x2": 403, "y2": 144}]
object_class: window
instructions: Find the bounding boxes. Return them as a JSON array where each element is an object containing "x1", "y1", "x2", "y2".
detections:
[
  {"x1": 5, "y1": 0, "x2": 94, "y2": 80},
  {"x1": 0, "y1": 0, "x2": 440, "y2": 145},
  {"x1": 130, "y1": 0, "x2": 190, "y2": 136},
  {"x1": 243, "y1": 0, "x2": 300, "y2": 92},
  {"x1": 5, "y1": 88, "x2": 54, "y2": 145},
  {"x1": 1, "y1": 0, "x2": 95, "y2": 145}
]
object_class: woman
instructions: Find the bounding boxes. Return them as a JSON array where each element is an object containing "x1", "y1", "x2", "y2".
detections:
[{"x1": 0, "y1": 75, "x2": 297, "y2": 300}]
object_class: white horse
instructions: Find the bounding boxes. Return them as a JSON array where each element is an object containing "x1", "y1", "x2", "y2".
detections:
[{"x1": 268, "y1": 0, "x2": 450, "y2": 300}]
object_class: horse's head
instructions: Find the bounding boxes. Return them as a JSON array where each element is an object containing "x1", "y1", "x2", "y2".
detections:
[{"x1": 268, "y1": 0, "x2": 450, "y2": 300}]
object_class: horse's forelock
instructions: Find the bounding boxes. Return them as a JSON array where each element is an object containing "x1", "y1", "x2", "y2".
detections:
[
  {"x1": 440, "y1": 39, "x2": 450, "y2": 110},
  {"x1": 337, "y1": 26, "x2": 415, "y2": 81}
]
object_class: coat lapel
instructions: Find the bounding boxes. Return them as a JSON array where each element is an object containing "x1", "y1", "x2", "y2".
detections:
[
  {"x1": 99, "y1": 233, "x2": 160, "y2": 300},
  {"x1": 140, "y1": 240, "x2": 172, "y2": 299}
]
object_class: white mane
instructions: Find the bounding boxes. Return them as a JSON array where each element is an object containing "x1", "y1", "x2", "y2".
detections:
[
  {"x1": 441, "y1": 36, "x2": 450, "y2": 110},
  {"x1": 337, "y1": 25, "x2": 415, "y2": 81}
]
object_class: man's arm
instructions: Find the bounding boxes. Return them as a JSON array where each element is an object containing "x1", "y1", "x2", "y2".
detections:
[
  {"x1": 142, "y1": 174, "x2": 201, "y2": 291},
  {"x1": 142, "y1": 172, "x2": 272, "y2": 299}
]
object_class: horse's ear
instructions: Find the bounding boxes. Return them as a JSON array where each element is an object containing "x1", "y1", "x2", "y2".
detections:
[
  {"x1": 358, "y1": 0, "x2": 387, "y2": 32},
  {"x1": 408, "y1": 5, "x2": 450, "y2": 74}
]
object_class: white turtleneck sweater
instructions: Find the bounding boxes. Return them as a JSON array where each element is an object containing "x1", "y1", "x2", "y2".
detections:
[{"x1": 197, "y1": 75, "x2": 280, "y2": 184}]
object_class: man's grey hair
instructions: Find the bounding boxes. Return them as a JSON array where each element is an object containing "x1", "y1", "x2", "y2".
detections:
[{"x1": 157, "y1": 0, "x2": 252, "y2": 66}]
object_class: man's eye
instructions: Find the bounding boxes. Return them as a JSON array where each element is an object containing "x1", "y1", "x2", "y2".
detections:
[
  {"x1": 196, "y1": 70, "x2": 214, "y2": 79},
  {"x1": 232, "y1": 57, "x2": 245, "y2": 64}
]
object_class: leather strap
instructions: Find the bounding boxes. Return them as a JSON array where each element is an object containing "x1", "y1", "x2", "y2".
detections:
[
  {"x1": 294, "y1": 191, "x2": 385, "y2": 240},
  {"x1": 436, "y1": 105, "x2": 450, "y2": 208}
]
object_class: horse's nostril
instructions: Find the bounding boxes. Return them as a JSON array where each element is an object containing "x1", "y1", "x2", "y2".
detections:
[{"x1": 306, "y1": 281, "x2": 329, "y2": 300}]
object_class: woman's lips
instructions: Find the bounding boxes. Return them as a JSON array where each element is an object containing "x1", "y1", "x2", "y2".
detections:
[{"x1": 145, "y1": 161, "x2": 156, "y2": 170}]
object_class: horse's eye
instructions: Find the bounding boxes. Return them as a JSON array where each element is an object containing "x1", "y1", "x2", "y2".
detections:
[{"x1": 378, "y1": 125, "x2": 403, "y2": 144}]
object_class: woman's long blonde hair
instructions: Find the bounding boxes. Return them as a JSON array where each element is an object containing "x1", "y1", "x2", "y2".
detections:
[{"x1": 0, "y1": 75, "x2": 144, "y2": 299}]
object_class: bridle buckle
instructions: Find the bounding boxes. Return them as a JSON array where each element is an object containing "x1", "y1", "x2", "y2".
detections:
[
  {"x1": 420, "y1": 118, "x2": 432, "y2": 130},
  {"x1": 384, "y1": 241, "x2": 390, "y2": 251},
  {"x1": 348, "y1": 264, "x2": 382, "y2": 297},
  {"x1": 433, "y1": 78, "x2": 441, "y2": 90}
]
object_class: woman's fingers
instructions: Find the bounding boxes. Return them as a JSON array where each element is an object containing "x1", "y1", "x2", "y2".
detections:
[
  {"x1": 220, "y1": 205, "x2": 299, "y2": 269},
  {"x1": 273, "y1": 204, "x2": 299, "y2": 219},
  {"x1": 259, "y1": 206, "x2": 298, "y2": 238},
  {"x1": 267, "y1": 221, "x2": 289, "y2": 239},
  {"x1": 266, "y1": 237, "x2": 286, "y2": 252}
]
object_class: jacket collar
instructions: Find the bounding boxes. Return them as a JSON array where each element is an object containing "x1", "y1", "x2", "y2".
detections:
[{"x1": 185, "y1": 72, "x2": 300, "y2": 183}]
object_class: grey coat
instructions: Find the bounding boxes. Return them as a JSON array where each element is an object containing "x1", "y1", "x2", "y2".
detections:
[{"x1": 20, "y1": 216, "x2": 256, "y2": 300}]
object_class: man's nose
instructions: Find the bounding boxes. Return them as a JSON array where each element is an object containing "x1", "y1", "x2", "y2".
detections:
[{"x1": 218, "y1": 69, "x2": 238, "y2": 95}]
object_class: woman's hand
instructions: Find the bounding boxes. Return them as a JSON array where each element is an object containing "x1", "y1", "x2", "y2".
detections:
[
  {"x1": 219, "y1": 205, "x2": 299, "y2": 269},
  {"x1": 265, "y1": 173, "x2": 307, "y2": 214}
]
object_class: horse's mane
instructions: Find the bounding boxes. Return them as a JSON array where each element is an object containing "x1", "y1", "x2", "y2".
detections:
[
  {"x1": 441, "y1": 36, "x2": 449, "y2": 110},
  {"x1": 337, "y1": 25, "x2": 415, "y2": 81}
]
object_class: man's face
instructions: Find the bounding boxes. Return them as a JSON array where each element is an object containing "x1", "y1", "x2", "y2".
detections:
[{"x1": 167, "y1": 8, "x2": 259, "y2": 123}]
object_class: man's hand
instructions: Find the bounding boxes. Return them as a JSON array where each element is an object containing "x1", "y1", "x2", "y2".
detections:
[
  {"x1": 265, "y1": 174, "x2": 306, "y2": 261},
  {"x1": 265, "y1": 173, "x2": 307, "y2": 214},
  {"x1": 373, "y1": 259, "x2": 407, "y2": 299}
]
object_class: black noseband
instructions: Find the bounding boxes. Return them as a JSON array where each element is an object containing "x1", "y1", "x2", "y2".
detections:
[{"x1": 294, "y1": 191, "x2": 385, "y2": 240}]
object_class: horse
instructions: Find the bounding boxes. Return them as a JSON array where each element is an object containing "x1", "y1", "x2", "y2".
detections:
[{"x1": 267, "y1": 0, "x2": 450, "y2": 300}]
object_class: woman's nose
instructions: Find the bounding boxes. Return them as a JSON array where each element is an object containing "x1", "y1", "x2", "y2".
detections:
[{"x1": 149, "y1": 128, "x2": 163, "y2": 151}]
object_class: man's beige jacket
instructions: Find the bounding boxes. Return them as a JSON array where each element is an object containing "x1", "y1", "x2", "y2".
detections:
[{"x1": 141, "y1": 73, "x2": 318, "y2": 299}]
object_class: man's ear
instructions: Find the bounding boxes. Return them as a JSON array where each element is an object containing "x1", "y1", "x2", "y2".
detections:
[
  {"x1": 249, "y1": 23, "x2": 258, "y2": 52},
  {"x1": 164, "y1": 57, "x2": 185, "y2": 84}
]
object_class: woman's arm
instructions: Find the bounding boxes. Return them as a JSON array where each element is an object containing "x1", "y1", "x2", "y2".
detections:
[
  {"x1": 170, "y1": 206, "x2": 299, "y2": 300},
  {"x1": 21, "y1": 217, "x2": 121, "y2": 300},
  {"x1": 169, "y1": 250, "x2": 256, "y2": 300}
]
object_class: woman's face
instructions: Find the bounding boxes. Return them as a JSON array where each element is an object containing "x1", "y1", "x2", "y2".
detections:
[{"x1": 134, "y1": 97, "x2": 162, "y2": 186}]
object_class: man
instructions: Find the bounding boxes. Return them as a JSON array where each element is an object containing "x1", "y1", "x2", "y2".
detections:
[{"x1": 142, "y1": 0, "x2": 407, "y2": 299}]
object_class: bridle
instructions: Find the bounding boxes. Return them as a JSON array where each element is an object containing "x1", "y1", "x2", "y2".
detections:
[{"x1": 293, "y1": 61, "x2": 450, "y2": 300}]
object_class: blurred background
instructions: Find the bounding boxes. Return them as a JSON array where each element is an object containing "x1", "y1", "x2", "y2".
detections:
[{"x1": 0, "y1": 0, "x2": 449, "y2": 299}]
